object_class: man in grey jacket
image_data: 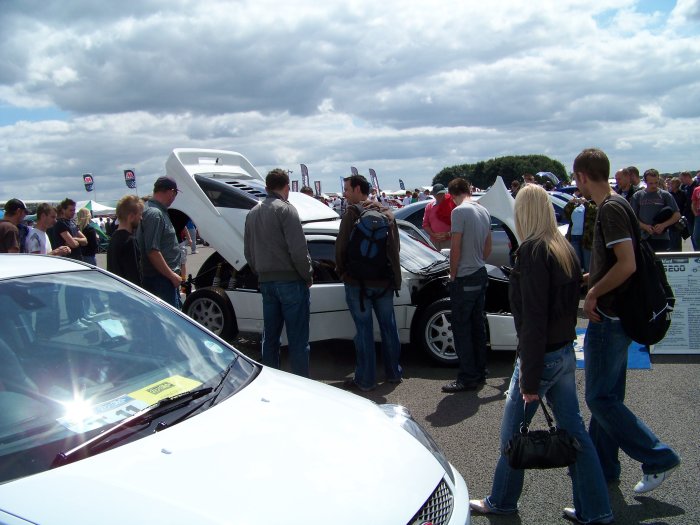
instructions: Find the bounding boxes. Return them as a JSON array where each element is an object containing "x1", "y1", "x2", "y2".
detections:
[{"x1": 244, "y1": 169, "x2": 313, "y2": 377}]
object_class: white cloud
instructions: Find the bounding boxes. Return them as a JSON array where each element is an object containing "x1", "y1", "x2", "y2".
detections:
[{"x1": 0, "y1": 0, "x2": 699, "y2": 202}]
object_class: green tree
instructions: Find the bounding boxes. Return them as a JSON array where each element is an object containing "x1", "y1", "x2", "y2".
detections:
[{"x1": 433, "y1": 154, "x2": 569, "y2": 189}]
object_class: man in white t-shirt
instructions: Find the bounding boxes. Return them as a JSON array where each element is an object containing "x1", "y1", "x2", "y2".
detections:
[{"x1": 26, "y1": 203, "x2": 71, "y2": 256}]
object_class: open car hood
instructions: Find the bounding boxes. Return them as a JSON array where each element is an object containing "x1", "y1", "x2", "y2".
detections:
[
  {"x1": 166, "y1": 148, "x2": 339, "y2": 271},
  {"x1": 478, "y1": 176, "x2": 518, "y2": 243}
]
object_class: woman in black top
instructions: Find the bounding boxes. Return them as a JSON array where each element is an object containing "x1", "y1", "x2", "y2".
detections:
[
  {"x1": 470, "y1": 184, "x2": 613, "y2": 524},
  {"x1": 77, "y1": 208, "x2": 99, "y2": 265}
]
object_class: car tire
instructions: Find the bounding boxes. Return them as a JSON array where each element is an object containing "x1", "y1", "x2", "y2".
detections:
[
  {"x1": 415, "y1": 298, "x2": 493, "y2": 365},
  {"x1": 182, "y1": 287, "x2": 237, "y2": 341},
  {"x1": 415, "y1": 298, "x2": 458, "y2": 365}
]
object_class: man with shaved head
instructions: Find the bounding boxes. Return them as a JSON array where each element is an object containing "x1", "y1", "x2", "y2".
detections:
[{"x1": 614, "y1": 168, "x2": 638, "y2": 203}]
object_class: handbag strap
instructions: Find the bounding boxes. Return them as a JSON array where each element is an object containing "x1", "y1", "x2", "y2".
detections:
[{"x1": 520, "y1": 400, "x2": 557, "y2": 434}]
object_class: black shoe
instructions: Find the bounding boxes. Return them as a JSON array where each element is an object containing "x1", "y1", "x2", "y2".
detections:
[
  {"x1": 441, "y1": 380, "x2": 478, "y2": 393},
  {"x1": 386, "y1": 377, "x2": 402, "y2": 384}
]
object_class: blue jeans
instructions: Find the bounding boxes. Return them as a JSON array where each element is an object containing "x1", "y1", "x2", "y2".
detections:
[
  {"x1": 142, "y1": 273, "x2": 181, "y2": 309},
  {"x1": 569, "y1": 235, "x2": 591, "y2": 272},
  {"x1": 693, "y1": 216, "x2": 700, "y2": 251},
  {"x1": 344, "y1": 284, "x2": 402, "y2": 389},
  {"x1": 584, "y1": 318, "x2": 680, "y2": 480},
  {"x1": 450, "y1": 268, "x2": 488, "y2": 384},
  {"x1": 487, "y1": 345, "x2": 613, "y2": 524},
  {"x1": 260, "y1": 280, "x2": 310, "y2": 377}
]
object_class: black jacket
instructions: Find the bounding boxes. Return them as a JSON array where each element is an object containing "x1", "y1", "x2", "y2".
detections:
[{"x1": 509, "y1": 239, "x2": 581, "y2": 394}]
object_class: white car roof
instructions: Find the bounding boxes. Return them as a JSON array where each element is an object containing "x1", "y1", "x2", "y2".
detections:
[{"x1": 0, "y1": 254, "x2": 88, "y2": 280}]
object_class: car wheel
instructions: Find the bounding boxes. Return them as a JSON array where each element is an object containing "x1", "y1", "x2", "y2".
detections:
[
  {"x1": 415, "y1": 298, "x2": 458, "y2": 365},
  {"x1": 182, "y1": 288, "x2": 237, "y2": 341}
]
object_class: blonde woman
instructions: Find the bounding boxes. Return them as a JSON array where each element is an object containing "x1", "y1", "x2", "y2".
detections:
[
  {"x1": 470, "y1": 185, "x2": 613, "y2": 524},
  {"x1": 76, "y1": 208, "x2": 99, "y2": 265}
]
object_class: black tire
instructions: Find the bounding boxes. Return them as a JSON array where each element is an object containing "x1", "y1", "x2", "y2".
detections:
[
  {"x1": 414, "y1": 298, "x2": 458, "y2": 365},
  {"x1": 182, "y1": 287, "x2": 237, "y2": 341},
  {"x1": 414, "y1": 297, "x2": 492, "y2": 365}
]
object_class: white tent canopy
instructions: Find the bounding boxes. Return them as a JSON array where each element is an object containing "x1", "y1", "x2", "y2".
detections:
[{"x1": 75, "y1": 199, "x2": 116, "y2": 216}]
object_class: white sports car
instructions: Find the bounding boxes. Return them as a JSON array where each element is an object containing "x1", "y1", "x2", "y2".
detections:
[
  {"x1": 166, "y1": 149, "x2": 518, "y2": 364},
  {"x1": 0, "y1": 255, "x2": 470, "y2": 524}
]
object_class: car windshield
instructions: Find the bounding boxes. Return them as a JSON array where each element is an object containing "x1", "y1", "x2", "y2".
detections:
[
  {"x1": 0, "y1": 269, "x2": 256, "y2": 483},
  {"x1": 398, "y1": 230, "x2": 448, "y2": 274}
]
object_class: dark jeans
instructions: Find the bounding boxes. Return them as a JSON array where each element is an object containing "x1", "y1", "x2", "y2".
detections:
[
  {"x1": 584, "y1": 318, "x2": 680, "y2": 479},
  {"x1": 668, "y1": 229, "x2": 682, "y2": 252},
  {"x1": 260, "y1": 280, "x2": 310, "y2": 377},
  {"x1": 646, "y1": 238, "x2": 669, "y2": 252},
  {"x1": 450, "y1": 267, "x2": 488, "y2": 384},
  {"x1": 142, "y1": 273, "x2": 181, "y2": 309}
]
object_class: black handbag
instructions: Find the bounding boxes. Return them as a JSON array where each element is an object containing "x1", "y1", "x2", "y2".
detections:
[{"x1": 504, "y1": 400, "x2": 581, "y2": 470}]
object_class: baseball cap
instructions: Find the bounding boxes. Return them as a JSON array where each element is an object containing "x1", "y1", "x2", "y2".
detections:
[
  {"x1": 432, "y1": 183, "x2": 447, "y2": 195},
  {"x1": 4, "y1": 198, "x2": 27, "y2": 214},
  {"x1": 153, "y1": 176, "x2": 180, "y2": 193}
]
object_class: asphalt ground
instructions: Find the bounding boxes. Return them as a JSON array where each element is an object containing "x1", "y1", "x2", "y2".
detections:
[{"x1": 97, "y1": 245, "x2": 700, "y2": 525}]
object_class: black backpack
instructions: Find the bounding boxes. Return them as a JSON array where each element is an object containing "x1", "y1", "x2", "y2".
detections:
[
  {"x1": 346, "y1": 205, "x2": 393, "y2": 308},
  {"x1": 601, "y1": 195, "x2": 674, "y2": 345},
  {"x1": 17, "y1": 223, "x2": 30, "y2": 253}
]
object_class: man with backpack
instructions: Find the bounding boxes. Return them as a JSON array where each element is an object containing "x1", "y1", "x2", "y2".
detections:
[
  {"x1": 573, "y1": 148, "x2": 680, "y2": 495},
  {"x1": 336, "y1": 174, "x2": 402, "y2": 392}
]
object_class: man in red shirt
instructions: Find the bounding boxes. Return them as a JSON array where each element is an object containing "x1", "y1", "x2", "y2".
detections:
[{"x1": 422, "y1": 183, "x2": 452, "y2": 249}]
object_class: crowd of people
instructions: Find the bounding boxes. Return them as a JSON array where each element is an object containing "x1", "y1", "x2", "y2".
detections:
[
  {"x1": 0, "y1": 177, "x2": 199, "y2": 311},
  {"x1": 2, "y1": 151, "x2": 693, "y2": 523},
  {"x1": 243, "y1": 157, "x2": 687, "y2": 523}
]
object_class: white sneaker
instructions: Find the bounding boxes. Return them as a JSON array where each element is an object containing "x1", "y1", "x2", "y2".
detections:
[
  {"x1": 563, "y1": 507, "x2": 613, "y2": 524},
  {"x1": 633, "y1": 464, "x2": 679, "y2": 493}
]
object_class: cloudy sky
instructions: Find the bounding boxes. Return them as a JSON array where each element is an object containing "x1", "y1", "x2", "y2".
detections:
[{"x1": 1, "y1": 0, "x2": 699, "y2": 202}]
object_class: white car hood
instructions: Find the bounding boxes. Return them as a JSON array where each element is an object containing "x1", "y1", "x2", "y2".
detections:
[{"x1": 0, "y1": 369, "x2": 446, "y2": 525}]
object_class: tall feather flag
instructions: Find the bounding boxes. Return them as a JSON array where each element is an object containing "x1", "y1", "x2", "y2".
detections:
[
  {"x1": 314, "y1": 180, "x2": 322, "y2": 196},
  {"x1": 83, "y1": 173, "x2": 94, "y2": 192},
  {"x1": 339, "y1": 176, "x2": 345, "y2": 194},
  {"x1": 351, "y1": 166, "x2": 359, "y2": 176},
  {"x1": 124, "y1": 169, "x2": 137, "y2": 189},
  {"x1": 291, "y1": 180, "x2": 299, "y2": 192},
  {"x1": 399, "y1": 179, "x2": 405, "y2": 190},
  {"x1": 369, "y1": 168, "x2": 380, "y2": 192},
  {"x1": 300, "y1": 164, "x2": 310, "y2": 188}
]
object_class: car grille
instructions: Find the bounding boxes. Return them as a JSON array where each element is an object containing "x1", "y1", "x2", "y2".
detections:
[{"x1": 409, "y1": 479, "x2": 453, "y2": 525}]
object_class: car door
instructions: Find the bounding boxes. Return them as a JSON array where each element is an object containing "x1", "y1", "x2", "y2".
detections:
[{"x1": 229, "y1": 237, "x2": 356, "y2": 343}]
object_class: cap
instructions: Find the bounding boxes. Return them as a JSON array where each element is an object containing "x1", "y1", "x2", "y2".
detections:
[
  {"x1": 432, "y1": 183, "x2": 447, "y2": 195},
  {"x1": 4, "y1": 198, "x2": 27, "y2": 214},
  {"x1": 153, "y1": 176, "x2": 179, "y2": 193}
]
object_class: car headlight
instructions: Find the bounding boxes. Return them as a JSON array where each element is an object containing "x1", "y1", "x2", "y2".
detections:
[{"x1": 379, "y1": 404, "x2": 455, "y2": 484}]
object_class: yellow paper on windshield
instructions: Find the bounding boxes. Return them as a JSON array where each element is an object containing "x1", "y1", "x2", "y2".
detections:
[{"x1": 128, "y1": 375, "x2": 203, "y2": 405}]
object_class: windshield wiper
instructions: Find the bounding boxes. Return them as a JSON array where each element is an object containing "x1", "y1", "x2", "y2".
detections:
[{"x1": 52, "y1": 386, "x2": 213, "y2": 468}]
